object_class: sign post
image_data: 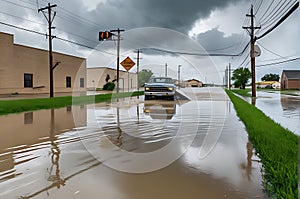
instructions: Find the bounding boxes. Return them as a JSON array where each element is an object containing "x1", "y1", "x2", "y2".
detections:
[{"x1": 120, "y1": 57, "x2": 135, "y2": 92}]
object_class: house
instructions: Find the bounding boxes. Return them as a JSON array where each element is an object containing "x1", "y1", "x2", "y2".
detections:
[
  {"x1": 87, "y1": 67, "x2": 137, "y2": 91},
  {"x1": 0, "y1": 32, "x2": 86, "y2": 95},
  {"x1": 186, "y1": 79, "x2": 203, "y2": 87},
  {"x1": 281, "y1": 70, "x2": 300, "y2": 90},
  {"x1": 257, "y1": 81, "x2": 281, "y2": 89}
]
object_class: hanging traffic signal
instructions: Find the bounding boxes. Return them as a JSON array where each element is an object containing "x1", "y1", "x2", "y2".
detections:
[{"x1": 99, "y1": 31, "x2": 113, "y2": 41}]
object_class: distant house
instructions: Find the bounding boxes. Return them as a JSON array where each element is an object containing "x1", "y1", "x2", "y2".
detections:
[
  {"x1": 257, "y1": 81, "x2": 280, "y2": 89},
  {"x1": 186, "y1": 79, "x2": 203, "y2": 87},
  {"x1": 281, "y1": 70, "x2": 300, "y2": 90}
]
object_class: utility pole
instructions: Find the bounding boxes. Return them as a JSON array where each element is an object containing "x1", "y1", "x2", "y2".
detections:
[
  {"x1": 38, "y1": 3, "x2": 57, "y2": 98},
  {"x1": 134, "y1": 50, "x2": 142, "y2": 98},
  {"x1": 243, "y1": 5, "x2": 260, "y2": 97},
  {"x1": 165, "y1": 63, "x2": 168, "y2": 77},
  {"x1": 110, "y1": 29, "x2": 125, "y2": 94},
  {"x1": 228, "y1": 62, "x2": 231, "y2": 90},
  {"x1": 225, "y1": 66, "x2": 228, "y2": 89},
  {"x1": 178, "y1": 65, "x2": 181, "y2": 89}
]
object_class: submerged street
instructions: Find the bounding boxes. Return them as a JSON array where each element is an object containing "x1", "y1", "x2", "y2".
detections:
[{"x1": 0, "y1": 88, "x2": 268, "y2": 199}]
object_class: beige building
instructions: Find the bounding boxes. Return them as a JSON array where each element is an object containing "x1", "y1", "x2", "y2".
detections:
[
  {"x1": 0, "y1": 32, "x2": 86, "y2": 95},
  {"x1": 186, "y1": 79, "x2": 203, "y2": 87},
  {"x1": 87, "y1": 67, "x2": 138, "y2": 91}
]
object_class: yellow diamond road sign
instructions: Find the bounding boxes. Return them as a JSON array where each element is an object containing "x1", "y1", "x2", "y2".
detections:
[{"x1": 121, "y1": 56, "x2": 135, "y2": 71}]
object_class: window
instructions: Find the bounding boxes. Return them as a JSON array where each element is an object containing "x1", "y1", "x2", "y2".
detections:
[
  {"x1": 24, "y1": 73, "x2": 33, "y2": 88},
  {"x1": 80, "y1": 78, "x2": 84, "y2": 88},
  {"x1": 66, "y1": 76, "x2": 71, "y2": 88},
  {"x1": 24, "y1": 112, "x2": 33, "y2": 124}
]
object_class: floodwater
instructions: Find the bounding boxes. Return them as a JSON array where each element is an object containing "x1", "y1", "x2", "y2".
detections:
[
  {"x1": 0, "y1": 87, "x2": 267, "y2": 199},
  {"x1": 243, "y1": 91, "x2": 300, "y2": 135}
]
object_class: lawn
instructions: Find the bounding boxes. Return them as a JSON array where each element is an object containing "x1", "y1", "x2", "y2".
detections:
[
  {"x1": 0, "y1": 91, "x2": 144, "y2": 116},
  {"x1": 225, "y1": 89, "x2": 298, "y2": 199}
]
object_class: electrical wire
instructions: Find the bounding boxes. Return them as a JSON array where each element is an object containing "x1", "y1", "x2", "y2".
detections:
[
  {"x1": 0, "y1": 0, "x2": 36, "y2": 11},
  {"x1": 0, "y1": 10, "x2": 46, "y2": 26},
  {"x1": 0, "y1": 20, "x2": 116, "y2": 56},
  {"x1": 139, "y1": 42, "x2": 250, "y2": 57},
  {"x1": 256, "y1": 42, "x2": 285, "y2": 58},
  {"x1": 256, "y1": 56, "x2": 300, "y2": 67}
]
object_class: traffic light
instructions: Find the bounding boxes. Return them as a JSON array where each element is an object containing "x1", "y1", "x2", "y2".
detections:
[{"x1": 99, "y1": 31, "x2": 113, "y2": 41}]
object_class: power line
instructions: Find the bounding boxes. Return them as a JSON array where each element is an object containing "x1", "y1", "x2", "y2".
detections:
[
  {"x1": 0, "y1": 10, "x2": 46, "y2": 26},
  {"x1": 258, "y1": 1, "x2": 295, "y2": 34},
  {"x1": 256, "y1": 42, "x2": 285, "y2": 58},
  {"x1": 0, "y1": 0, "x2": 36, "y2": 11},
  {"x1": 0, "y1": 20, "x2": 46, "y2": 36},
  {"x1": 256, "y1": 1, "x2": 299, "y2": 40},
  {"x1": 139, "y1": 42, "x2": 250, "y2": 57},
  {"x1": 256, "y1": 56, "x2": 300, "y2": 67},
  {"x1": 0, "y1": 20, "x2": 115, "y2": 56}
]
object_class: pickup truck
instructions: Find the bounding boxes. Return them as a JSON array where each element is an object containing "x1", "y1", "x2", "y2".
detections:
[{"x1": 144, "y1": 77, "x2": 176, "y2": 100}]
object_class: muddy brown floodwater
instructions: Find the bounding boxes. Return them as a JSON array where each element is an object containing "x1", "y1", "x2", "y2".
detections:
[{"x1": 0, "y1": 87, "x2": 267, "y2": 199}]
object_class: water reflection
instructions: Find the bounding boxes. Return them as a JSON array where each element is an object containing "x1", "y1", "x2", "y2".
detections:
[
  {"x1": 0, "y1": 88, "x2": 266, "y2": 198},
  {"x1": 242, "y1": 91, "x2": 300, "y2": 135},
  {"x1": 47, "y1": 109, "x2": 65, "y2": 189},
  {"x1": 0, "y1": 106, "x2": 87, "y2": 198},
  {"x1": 144, "y1": 100, "x2": 176, "y2": 120}
]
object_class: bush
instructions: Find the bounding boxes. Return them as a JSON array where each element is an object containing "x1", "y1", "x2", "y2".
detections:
[{"x1": 103, "y1": 82, "x2": 115, "y2": 91}]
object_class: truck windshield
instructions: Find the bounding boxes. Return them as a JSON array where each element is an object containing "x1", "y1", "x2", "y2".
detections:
[{"x1": 149, "y1": 78, "x2": 173, "y2": 83}]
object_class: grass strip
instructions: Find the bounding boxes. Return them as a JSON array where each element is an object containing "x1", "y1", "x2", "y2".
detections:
[
  {"x1": 230, "y1": 89, "x2": 252, "y2": 97},
  {"x1": 225, "y1": 89, "x2": 298, "y2": 199},
  {"x1": 0, "y1": 91, "x2": 144, "y2": 116}
]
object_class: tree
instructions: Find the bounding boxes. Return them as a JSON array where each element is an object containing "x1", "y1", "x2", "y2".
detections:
[
  {"x1": 103, "y1": 74, "x2": 115, "y2": 90},
  {"x1": 105, "y1": 74, "x2": 110, "y2": 82},
  {"x1": 261, "y1": 73, "x2": 280, "y2": 81},
  {"x1": 138, "y1": 69, "x2": 153, "y2": 87},
  {"x1": 231, "y1": 67, "x2": 252, "y2": 89}
]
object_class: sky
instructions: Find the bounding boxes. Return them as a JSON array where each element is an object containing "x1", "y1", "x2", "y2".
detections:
[{"x1": 0, "y1": 0, "x2": 299, "y2": 84}]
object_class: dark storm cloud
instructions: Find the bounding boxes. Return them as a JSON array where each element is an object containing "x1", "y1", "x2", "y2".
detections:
[
  {"x1": 196, "y1": 28, "x2": 248, "y2": 54},
  {"x1": 49, "y1": 0, "x2": 246, "y2": 48}
]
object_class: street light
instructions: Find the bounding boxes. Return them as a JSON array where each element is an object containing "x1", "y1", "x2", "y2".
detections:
[{"x1": 178, "y1": 65, "x2": 181, "y2": 89}]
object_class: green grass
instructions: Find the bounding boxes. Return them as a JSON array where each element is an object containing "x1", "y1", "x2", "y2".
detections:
[
  {"x1": 0, "y1": 91, "x2": 144, "y2": 116},
  {"x1": 230, "y1": 88, "x2": 252, "y2": 97},
  {"x1": 225, "y1": 89, "x2": 298, "y2": 199}
]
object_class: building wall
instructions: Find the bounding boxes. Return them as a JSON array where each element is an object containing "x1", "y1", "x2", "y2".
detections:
[
  {"x1": 87, "y1": 67, "x2": 138, "y2": 91},
  {"x1": 287, "y1": 80, "x2": 300, "y2": 90},
  {"x1": 281, "y1": 73, "x2": 300, "y2": 90},
  {"x1": 0, "y1": 32, "x2": 86, "y2": 94}
]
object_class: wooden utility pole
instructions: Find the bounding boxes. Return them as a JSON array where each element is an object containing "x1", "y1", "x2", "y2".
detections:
[
  {"x1": 165, "y1": 63, "x2": 168, "y2": 77},
  {"x1": 134, "y1": 50, "x2": 142, "y2": 98},
  {"x1": 228, "y1": 62, "x2": 231, "y2": 90},
  {"x1": 243, "y1": 5, "x2": 260, "y2": 97},
  {"x1": 110, "y1": 29, "x2": 125, "y2": 94},
  {"x1": 38, "y1": 3, "x2": 57, "y2": 98}
]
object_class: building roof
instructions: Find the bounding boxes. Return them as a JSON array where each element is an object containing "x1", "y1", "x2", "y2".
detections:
[
  {"x1": 282, "y1": 70, "x2": 300, "y2": 80},
  {"x1": 257, "y1": 81, "x2": 279, "y2": 85},
  {"x1": 0, "y1": 31, "x2": 86, "y2": 60},
  {"x1": 187, "y1": 79, "x2": 202, "y2": 83}
]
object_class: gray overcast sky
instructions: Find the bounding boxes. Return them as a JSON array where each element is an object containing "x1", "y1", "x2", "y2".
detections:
[{"x1": 0, "y1": 0, "x2": 299, "y2": 84}]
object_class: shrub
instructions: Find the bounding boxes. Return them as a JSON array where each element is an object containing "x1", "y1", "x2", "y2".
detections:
[{"x1": 103, "y1": 82, "x2": 115, "y2": 90}]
